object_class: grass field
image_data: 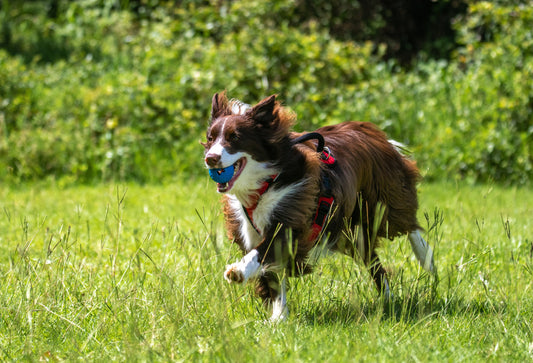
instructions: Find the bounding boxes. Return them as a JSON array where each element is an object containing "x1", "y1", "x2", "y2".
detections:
[{"x1": 1, "y1": 179, "x2": 532, "y2": 361}]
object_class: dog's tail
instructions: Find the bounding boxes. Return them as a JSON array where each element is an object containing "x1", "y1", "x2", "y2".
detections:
[{"x1": 388, "y1": 139, "x2": 413, "y2": 158}]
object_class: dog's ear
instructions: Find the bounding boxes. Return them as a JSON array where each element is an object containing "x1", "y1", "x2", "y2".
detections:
[
  {"x1": 249, "y1": 95, "x2": 277, "y2": 126},
  {"x1": 211, "y1": 92, "x2": 229, "y2": 120}
]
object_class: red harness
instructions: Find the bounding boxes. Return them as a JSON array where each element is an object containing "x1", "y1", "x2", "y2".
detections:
[
  {"x1": 309, "y1": 147, "x2": 336, "y2": 241},
  {"x1": 242, "y1": 140, "x2": 336, "y2": 242},
  {"x1": 243, "y1": 174, "x2": 278, "y2": 234}
]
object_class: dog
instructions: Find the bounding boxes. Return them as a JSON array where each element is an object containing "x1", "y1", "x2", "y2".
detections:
[{"x1": 202, "y1": 92, "x2": 435, "y2": 321}]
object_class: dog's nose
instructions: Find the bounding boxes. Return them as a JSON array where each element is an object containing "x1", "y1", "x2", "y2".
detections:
[{"x1": 205, "y1": 153, "x2": 221, "y2": 168}]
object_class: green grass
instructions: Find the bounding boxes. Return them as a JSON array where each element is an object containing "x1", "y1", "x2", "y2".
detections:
[{"x1": 1, "y1": 180, "x2": 532, "y2": 361}]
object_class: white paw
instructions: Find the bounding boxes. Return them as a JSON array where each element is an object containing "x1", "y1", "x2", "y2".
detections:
[
  {"x1": 224, "y1": 263, "x2": 246, "y2": 283},
  {"x1": 223, "y1": 250, "x2": 261, "y2": 284},
  {"x1": 269, "y1": 278, "x2": 288, "y2": 322},
  {"x1": 270, "y1": 305, "x2": 288, "y2": 322}
]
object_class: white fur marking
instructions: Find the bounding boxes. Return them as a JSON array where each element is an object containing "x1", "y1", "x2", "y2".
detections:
[
  {"x1": 270, "y1": 278, "x2": 288, "y2": 322},
  {"x1": 227, "y1": 180, "x2": 305, "y2": 252},
  {"x1": 227, "y1": 195, "x2": 261, "y2": 250},
  {"x1": 408, "y1": 229, "x2": 435, "y2": 273},
  {"x1": 251, "y1": 181, "x2": 305, "y2": 236},
  {"x1": 229, "y1": 155, "x2": 278, "y2": 201},
  {"x1": 206, "y1": 131, "x2": 245, "y2": 170},
  {"x1": 206, "y1": 120, "x2": 244, "y2": 168},
  {"x1": 206, "y1": 139, "x2": 224, "y2": 162},
  {"x1": 388, "y1": 139, "x2": 406, "y2": 151},
  {"x1": 230, "y1": 100, "x2": 251, "y2": 115},
  {"x1": 205, "y1": 118, "x2": 228, "y2": 167},
  {"x1": 218, "y1": 149, "x2": 244, "y2": 169},
  {"x1": 224, "y1": 249, "x2": 261, "y2": 284}
]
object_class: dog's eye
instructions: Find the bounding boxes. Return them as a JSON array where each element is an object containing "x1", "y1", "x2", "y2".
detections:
[
  {"x1": 207, "y1": 135, "x2": 213, "y2": 142},
  {"x1": 229, "y1": 132, "x2": 239, "y2": 142}
]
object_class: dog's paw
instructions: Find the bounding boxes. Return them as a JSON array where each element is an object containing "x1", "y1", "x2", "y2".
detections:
[
  {"x1": 223, "y1": 250, "x2": 261, "y2": 284},
  {"x1": 270, "y1": 305, "x2": 288, "y2": 323},
  {"x1": 224, "y1": 264, "x2": 245, "y2": 283}
]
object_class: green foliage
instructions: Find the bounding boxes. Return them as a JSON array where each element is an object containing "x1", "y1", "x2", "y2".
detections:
[
  {"x1": 0, "y1": 0, "x2": 531, "y2": 185},
  {"x1": 446, "y1": 2, "x2": 533, "y2": 184}
]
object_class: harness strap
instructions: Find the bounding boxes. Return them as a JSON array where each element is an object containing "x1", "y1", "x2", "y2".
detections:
[
  {"x1": 309, "y1": 171, "x2": 335, "y2": 241},
  {"x1": 242, "y1": 174, "x2": 278, "y2": 235},
  {"x1": 292, "y1": 132, "x2": 325, "y2": 153},
  {"x1": 243, "y1": 132, "x2": 337, "y2": 240},
  {"x1": 293, "y1": 132, "x2": 337, "y2": 242}
]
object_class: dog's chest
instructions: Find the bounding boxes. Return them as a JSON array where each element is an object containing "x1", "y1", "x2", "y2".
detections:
[{"x1": 227, "y1": 183, "x2": 301, "y2": 251}]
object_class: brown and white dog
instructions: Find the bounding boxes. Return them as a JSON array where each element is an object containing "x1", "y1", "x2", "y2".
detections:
[{"x1": 202, "y1": 92, "x2": 435, "y2": 321}]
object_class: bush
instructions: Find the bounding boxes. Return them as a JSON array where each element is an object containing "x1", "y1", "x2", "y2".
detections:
[
  {"x1": 425, "y1": 2, "x2": 533, "y2": 184},
  {"x1": 0, "y1": 1, "x2": 531, "y2": 185}
]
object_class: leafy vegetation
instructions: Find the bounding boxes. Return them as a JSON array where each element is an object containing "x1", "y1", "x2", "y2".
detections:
[
  {"x1": 1, "y1": 181, "x2": 532, "y2": 360},
  {"x1": 0, "y1": 0, "x2": 531, "y2": 185}
]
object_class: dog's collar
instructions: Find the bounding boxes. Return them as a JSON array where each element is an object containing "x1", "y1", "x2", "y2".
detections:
[{"x1": 242, "y1": 174, "x2": 278, "y2": 235}]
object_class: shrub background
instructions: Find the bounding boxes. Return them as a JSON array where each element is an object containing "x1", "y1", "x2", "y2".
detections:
[{"x1": 0, "y1": 0, "x2": 531, "y2": 185}]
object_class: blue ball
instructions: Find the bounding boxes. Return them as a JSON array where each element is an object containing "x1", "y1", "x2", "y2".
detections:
[{"x1": 208, "y1": 165, "x2": 235, "y2": 183}]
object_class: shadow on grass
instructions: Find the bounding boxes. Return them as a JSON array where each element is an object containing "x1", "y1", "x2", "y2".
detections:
[{"x1": 295, "y1": 280, "x2": 504, "y2": 326}]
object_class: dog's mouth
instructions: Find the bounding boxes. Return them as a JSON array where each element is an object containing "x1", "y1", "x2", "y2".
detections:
[{"x1": 216, "y1": 157, "x2": 246, "y2": 193}]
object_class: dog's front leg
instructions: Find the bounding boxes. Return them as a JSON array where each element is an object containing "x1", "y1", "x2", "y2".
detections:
[
  {"x1": 224, "y1": 249, "x2": 262, "y2": 284},
  {"x1": 224, "y1": 226, "x2": 287, "y2": 284}
]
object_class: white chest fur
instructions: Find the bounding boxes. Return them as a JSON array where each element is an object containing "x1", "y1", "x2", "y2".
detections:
[{"x1": 227, "y1": 182, "x2": 304, "y2": 251}]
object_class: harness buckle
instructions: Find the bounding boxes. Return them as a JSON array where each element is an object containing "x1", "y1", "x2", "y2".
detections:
[
  {"x1": 310, "y1": 196, "x2": 334, "y2": 241},
  {"x1": 320, "y1": 146, "x2": 337, "y2": 166}
]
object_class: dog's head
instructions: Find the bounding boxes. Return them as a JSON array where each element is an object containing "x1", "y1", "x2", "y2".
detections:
[{"x1": 202, "y1": 92, "x2": 294, "y2": 194}]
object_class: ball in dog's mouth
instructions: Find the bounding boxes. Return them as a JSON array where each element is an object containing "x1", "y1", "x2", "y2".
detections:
[
  {"x1": 209, "y1": 157, "x2": 247, "y2": 193},
  {"x1": 209, "y1": 164, "x2": 235, "y2": 184}
]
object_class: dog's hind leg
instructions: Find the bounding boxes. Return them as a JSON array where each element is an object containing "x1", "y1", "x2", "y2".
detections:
[
  {"x1": 408, "y1": 229, "x2": 435, "y2": 273},
  {"x1": 343, "y1": 225, "x2": 391, "y2": 298},
  {"x1": 367, "y1": 250, "x2": 391, "y2": 299}
]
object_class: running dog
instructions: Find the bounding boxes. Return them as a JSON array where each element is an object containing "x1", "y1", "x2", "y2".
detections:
[{"x1": 202, "y1": 92, "x2": 435, "y2": 321}]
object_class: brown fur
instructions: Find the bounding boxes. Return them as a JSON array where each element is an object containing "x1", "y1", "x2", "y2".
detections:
[{"x1": 204, "y1": 92, "x2": 424, "y2": 306}]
